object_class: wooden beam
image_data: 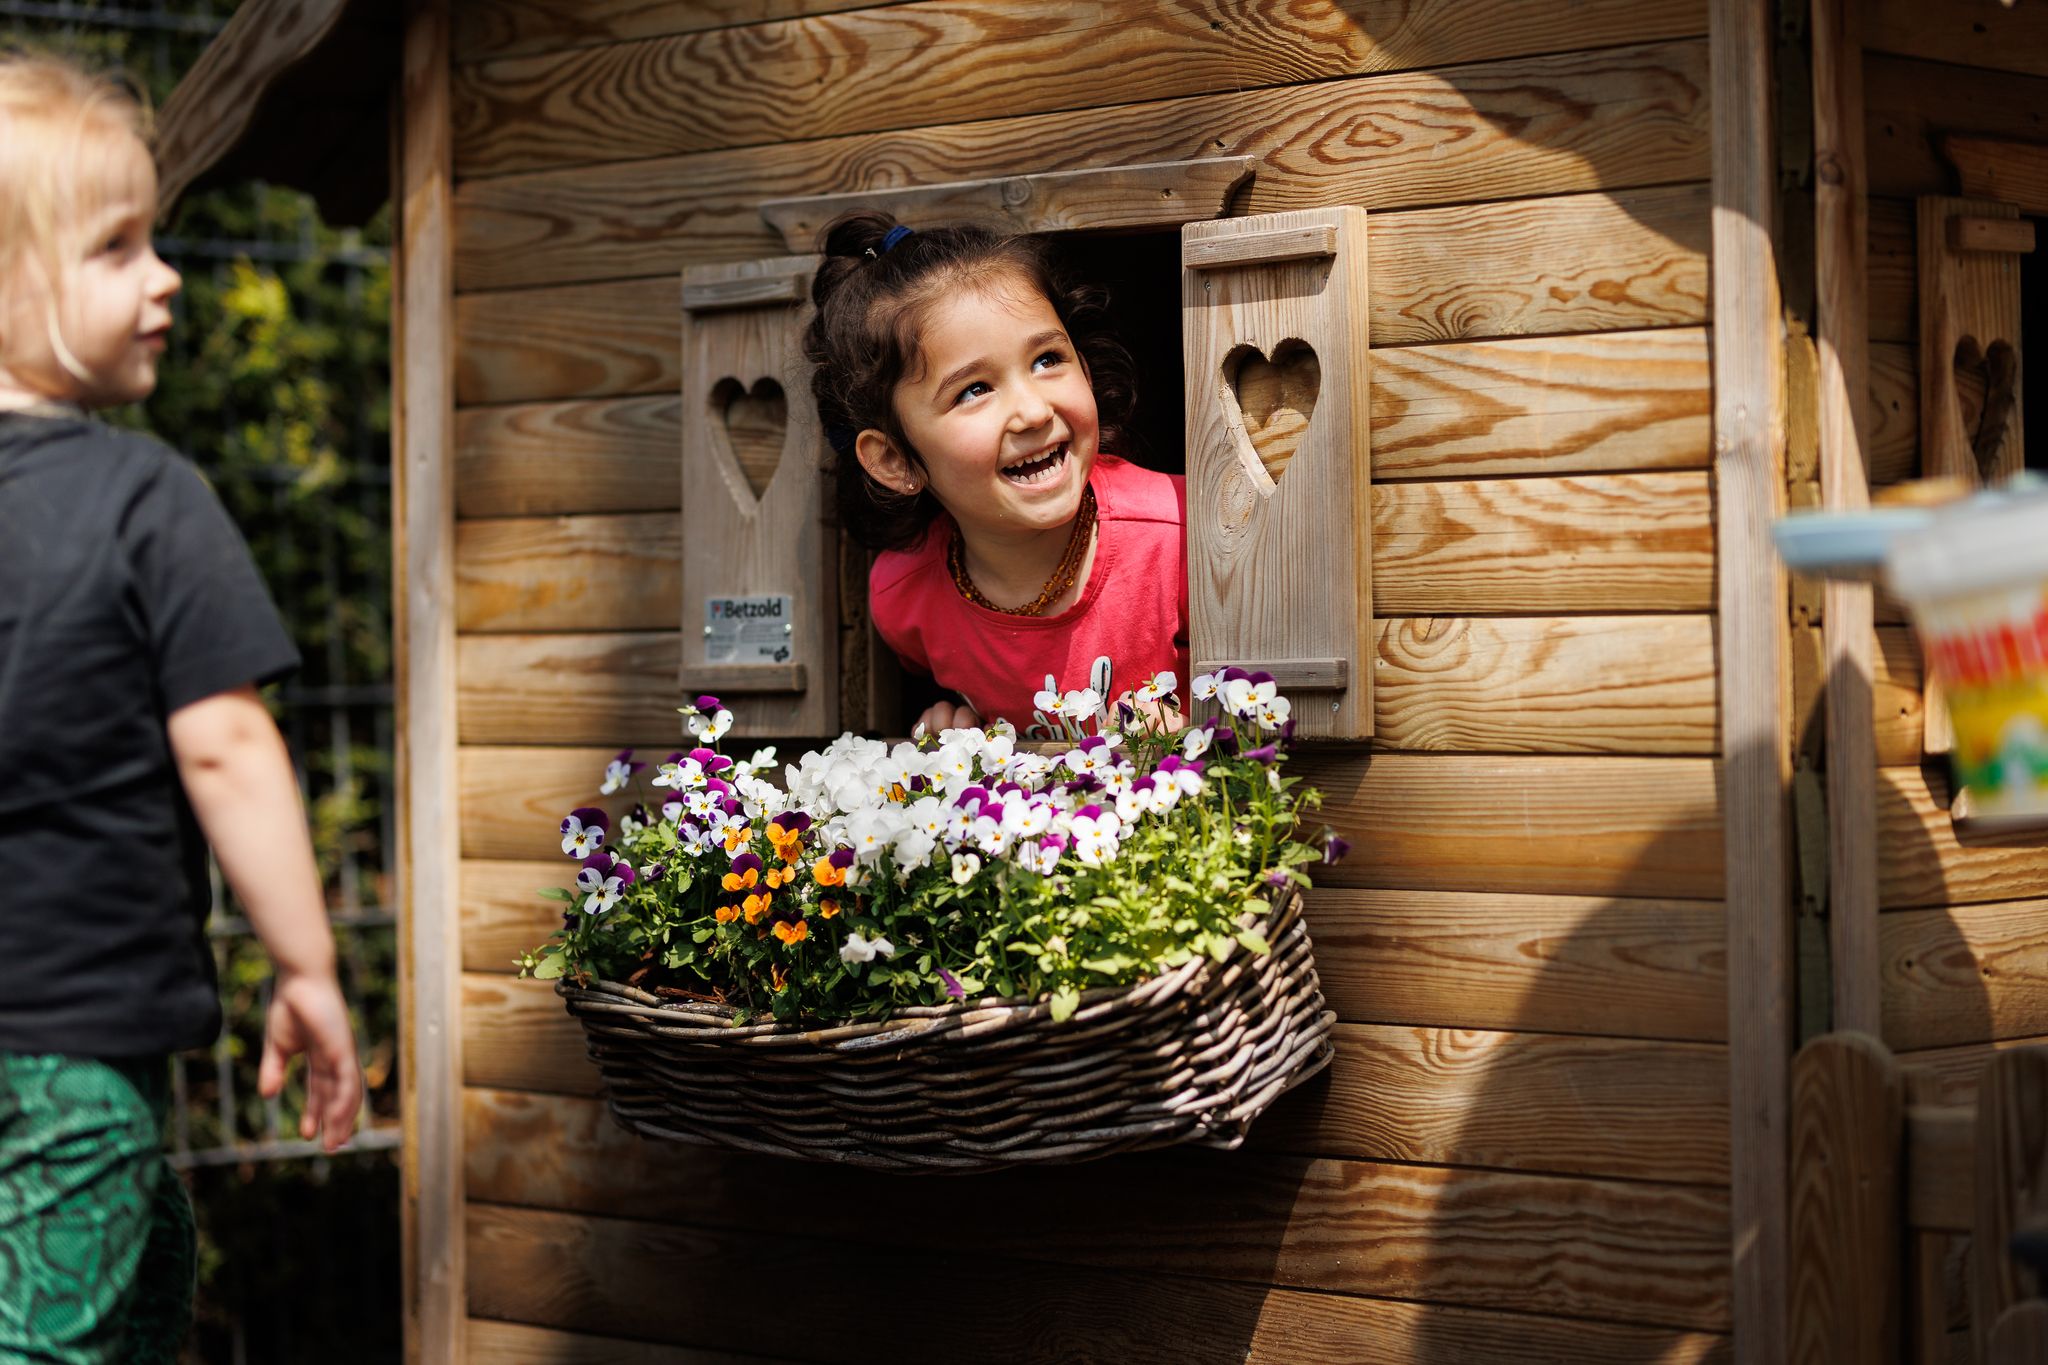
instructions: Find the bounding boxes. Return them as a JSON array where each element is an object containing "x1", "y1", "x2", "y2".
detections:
[
  {"x1": 1975, "y1": 1049, "x2": 2048, "y2": 1361},
  {"x1": 1788, "y1": 1032, "x2": 1902, "y2": 1364},
  {"x1": 1881, "y1": 900, "x2": 2048, "y2": 1051},
  {"x1": 153, "y1": 0, "x2": 353, "y2": 219},
  {"x1": 453, "y1": 0, "x2": 883, "y2": 64},
  {"x1": 1712, "y1": 0, "x2": 1793, "y2": 1357},
  {"x1": 394, "y1": 1, "x2": 463, "y2": 1360},
  {"x1": 1945, "y1": 135, "x2": 2048, "y2": 218},
  {"x1": 1865, "y1": 0, "x2": 2048, "y2": 81},
  {"x1": 1811, "y1": 0, "x2": 1881, "y2": 1038},
  {"x1": 1867, "y1": 54, "x2": 2048, "y2": 200},
  {"x1": 1948, "y1": 216, "x2": 2038, "y2": 256},
  {"x1": 1905, "y1": 1103, "x2": 1974, "y2": 1233},
  {"x1": 465, "y1": 1316, "x2": 807, "y2": 1364}
]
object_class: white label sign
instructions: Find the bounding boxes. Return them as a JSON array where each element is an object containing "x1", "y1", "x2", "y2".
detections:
[{"x1": 704, "y1": 594, "x2": 795, "y2": 665}]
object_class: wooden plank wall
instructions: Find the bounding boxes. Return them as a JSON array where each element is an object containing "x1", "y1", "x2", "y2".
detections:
[{"x1": 439, "y1": 1, "x2": 1761, "y2": 1358}]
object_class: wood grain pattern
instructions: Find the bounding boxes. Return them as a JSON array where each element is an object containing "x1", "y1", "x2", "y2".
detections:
[
  {"x1": 1711, "y1": 0, "x2": 1793, "y2": 1355},
  {"x1": 1371, "y1": 327, "x2": 1711, "y2": 481},
  {"x1": 1298, "y1": 751, "x2": 1726, "y2": 899},
  {"x1": 1869, "y1": 340, "x2": 1917, "y2": 485},
  {"x1": 454, "y1": 280, "x2": 679, "y2": 406},
  {"x1": 450, "y1": 328, "x2": 1722, "y2": 523},
  {"x1": 451, "y1": 8, "x2": 1709, "y2": 176},
  {"x1": 454, "y1": 0, "x2": 884, "y2": 62},
  {"x1": 1908, "y1": 1103, "x2": 1975, "y2": 1234},
  {"x1": 1879, "y1": 765, "x2": 2048, "y2": 910},
  {"x1": 1869, "y1": 197, "x2": 1915, "y2": 345},
  {"x1": 1304, "y1": 888, "x2": 1726, "y2": 1041},
  {"x1": 463, "y1": 863, "x2": 1728, "y2": 1040},
  {"x1": 461, "y1": 746, "x2": 1728, "y2": 900},
  {"x1": 394, "y1": 4, "x2": 464, "y2": 1360},
  {"x1": 1882, "y1": 900, "x2": 2048, "y2": 1052},
  {"x1": 1184, "y1": 208, "x2": 1372, "y2": 739},
  {"x1": 457, "y1": 634, "x2": 682, "y2": 746},
  {"x1": 1788, "y1": 1032, "x2": 1903, "y2": 1365},
  {"x1": 1813, "y1": 0, "x2": 1882, "y2": 1043},
  {"x1": 466, "y1": 1318, "x2": 795, "y2": 1364},
  {"x1": 1919, "y1": 196, "x2": 2027, "y2": 488},
  {"x1": 1975, "y1": 1049, "x2": 2048, "y2": 1362},
  {"x1": 1946, "y1": 135, "x2": 2048, "y2": 218},
  {"x1": 1990, "y1": 1302, "x2": 2048, "y2": 1365},
  {"x1": 452, "y1": 186, "x2": 1709, "y2": 409},
  {"x1": 463, "y1": 1144, "x2": 1732, "y2": 1329},
  {"x1": 1866, "y1": 0, "x2": 2048, "y2": 81},
  {"x1": 452, "y1": 474, "x2": 1712, "y2": 635},
  {"x1": 1373, "y1": 614, "x2": 1718, "y2": 754},
  {"x1": 470, "y1": 1202, "x2": 1732, "y2": 1364},
  {"x1": 454, "y1": 396, "x2": 680, "y2": 519},
  {"x1": 451, "y1": 615, "x2": 1723, "y2": 753},
  {"x1": 1901, "y1": 1035, "x2": 2048, "y2": 1109},
  {"x1": 1371, "y1": 472, "x2": 1715, "y2": 615},
  {"x1": 454, "y1": 513, "x2": 678, "y2": 633},
  {"x1": 463, "y1": 1008, "x2": 1730, "y2": 1186},
  {"x1": 1866, "y1": 54, "x2": 2048, "y2": 201}
]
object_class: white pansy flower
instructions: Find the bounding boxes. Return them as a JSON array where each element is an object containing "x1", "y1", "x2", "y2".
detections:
[
  {"x1": 839, "y1": 932, "x2": 897, "y2": 964},
  {"x1": 1136, "y1": 671, "x2": 1176, "y2": 703},
  {"x1": 951, "y1": 851, "x2": 981, "y2": 885},
  {"x1": 1190, "y1": 671, "x2": 1220, "y2": 701}
]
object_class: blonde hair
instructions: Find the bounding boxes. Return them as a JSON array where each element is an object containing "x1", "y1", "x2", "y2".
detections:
[{"x1": 0, "y1": 49, "x2": 156, "y2": 370}]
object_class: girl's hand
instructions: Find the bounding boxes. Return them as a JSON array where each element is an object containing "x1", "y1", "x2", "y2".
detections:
[
  {"x1": 259, "y1": 968, "x2": 363, "y2": 1153},
  {"x1": 913, "y1": 700, "x2": 982, "y2": 738}
]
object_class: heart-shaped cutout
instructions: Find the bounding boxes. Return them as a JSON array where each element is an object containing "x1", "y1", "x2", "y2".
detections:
[
  {"x1": 1223, "y1": 339, "x2": 1320, "y2": 488},
  {"x1": 710, "y1": 376, "x2": 787, "y2": 502},
  {"x1": 1951, "y1": 336, "x2": 2019, "y2": 484}
]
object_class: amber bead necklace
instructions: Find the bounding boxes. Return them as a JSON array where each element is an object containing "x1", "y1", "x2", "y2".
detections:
[{"x1": 946, "y1": 486, "x2": 1097, "y2": 617}]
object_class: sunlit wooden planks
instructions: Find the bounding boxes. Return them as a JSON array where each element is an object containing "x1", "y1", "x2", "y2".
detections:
[
  {"x1": 1305, "y1": 888, "x2": 1726, "y2": 1040},
  {"x1": 461, "y1": 746, "x2": 1725, "y2": 897},
  {"x1": 454, "y1": 514, "x2": 678, "y2": 633},
  {"x1": 454, "y1": 395, "x2": 679, "y2": 519},
  {"x1": 469, "y1": 1202, "x2": 1730, "y2": 1362},
  {"x1": 1372, "y1": 472, "x2": 1715, "y2": 615},
  {"x1": 457, "y1": 616, "x2": 1718, "y2": 752},
  {"x1": 1371, "y1": 328, "x2": 1711, "y2": 480},
  {"x1": 1879, "y1": 766, "x2": 2048, "y2": 910},
  {"x1": 1374, "y1": 614, "x2": 1718, "y2": 754},
  {"x1": 1298, "y1": 752, "x2": 1725, "y2": 899},
  {"x1": 454, "y1": 475, "x2": 1713, "y2": 633},
  {"x1": 451, "y1": 10, "x2": 1708, "y2": 176},
  {"x1": 453, "y1": 187, "x2": 1709, "y2": 406},
  {"x1": 1882, "y1": 900, "x2": 2048, "y2": 1051}
]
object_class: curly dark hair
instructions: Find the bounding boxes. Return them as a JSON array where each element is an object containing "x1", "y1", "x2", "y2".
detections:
[{"x1": 803, "y1": 210, "x2": 1137, "y2": 552}]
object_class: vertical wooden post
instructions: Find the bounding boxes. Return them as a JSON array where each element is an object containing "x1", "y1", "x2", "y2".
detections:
[
  {"x1": 393, "y1": 0, "x2": 462, "y2": 1359},
  {"x1": 1974, "y1": 1049, "x2": 2048, "y2": 1362},
  {"x1": 1811, "y1": 0, "x2": 1880, "y2": 1039},
  {"x1": 1789, "y1": 1031, "x2": 1904, "y2": 1364},
  {"x1": 1714, "y1": 0, "x2": 1794, "y2": 1358}
]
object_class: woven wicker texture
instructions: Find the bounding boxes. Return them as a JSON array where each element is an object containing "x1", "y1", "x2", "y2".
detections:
[{"x1": 558, "y1": 887, "x2": 1336, "y2": 1171}]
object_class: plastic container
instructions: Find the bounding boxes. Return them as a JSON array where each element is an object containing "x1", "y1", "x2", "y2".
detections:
[{"x1": 1886, "y1": 488, "x2": 2048, "y2": 823}]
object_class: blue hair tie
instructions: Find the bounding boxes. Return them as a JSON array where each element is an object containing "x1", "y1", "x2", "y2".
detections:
[{"x1": 882, "y1": 224, "x2": 914, "y2": 253}]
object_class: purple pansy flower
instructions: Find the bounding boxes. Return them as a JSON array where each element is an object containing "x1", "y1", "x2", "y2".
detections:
[
  {"x1": 937, "y1": 966, "x2": 965, "y2": 1000},
  {"x1": 600, "y1": 748, "x2": 645, "y2": 795},
  {"x1": 1322, "y1": 832, "x2": 1352, "y2": 865},
  {"x1": 560, "y1": 807, "x2": 607, "y2": 858}
]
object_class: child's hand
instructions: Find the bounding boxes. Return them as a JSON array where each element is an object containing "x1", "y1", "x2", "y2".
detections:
[
  {"x1": 912, "y1": 700, "x2": 982, "y2": 738},
  {"x1": 259, "y1": 969, "x2": 363, "y2": 1153}
]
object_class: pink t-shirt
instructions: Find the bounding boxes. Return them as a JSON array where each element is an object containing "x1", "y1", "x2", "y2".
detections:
[{"x1": 870, "y1": 454, "x2": 1189, "y2": 739}]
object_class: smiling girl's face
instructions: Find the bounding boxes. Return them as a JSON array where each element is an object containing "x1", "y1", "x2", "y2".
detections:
[
  {"x1": 0, "y1": 130, "x2": 181, "y2": 410},
  {"x1": 869, "y1": 270, "x2": 1099, "y2": 545}
]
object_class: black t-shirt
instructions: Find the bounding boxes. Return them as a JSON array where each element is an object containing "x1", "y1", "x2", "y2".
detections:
[{"x1": 0, "y1": 411, "x2": 299, "y2": 1057}]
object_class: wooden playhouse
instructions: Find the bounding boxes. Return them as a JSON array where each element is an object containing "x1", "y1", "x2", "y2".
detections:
[{"x1": 156, "y1": 1, "x2": 2048, "y2": 1360}]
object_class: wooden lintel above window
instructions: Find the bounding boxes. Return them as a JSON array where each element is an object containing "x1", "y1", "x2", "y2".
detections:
[
  {"x1": 1942, "y1": 134, "x2": 2048, "y2": 218},
  {"x1": 758, "y1": 156, "x2": 1255, "y2": 252}
]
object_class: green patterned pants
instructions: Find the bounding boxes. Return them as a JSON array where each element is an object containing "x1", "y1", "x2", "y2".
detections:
[{"x1": 0, "y1": 1055, "x2": 193, "y2": 1364}]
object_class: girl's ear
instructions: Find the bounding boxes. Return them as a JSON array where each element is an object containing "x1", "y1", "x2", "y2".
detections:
[{"x1": 854, "y1": 429, "x2": 918, "y2": 496}]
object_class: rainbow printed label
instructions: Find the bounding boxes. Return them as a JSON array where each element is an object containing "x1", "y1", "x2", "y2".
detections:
[{"x1": 1920, "y1": 583, "x2": 2048, "y2": 819}]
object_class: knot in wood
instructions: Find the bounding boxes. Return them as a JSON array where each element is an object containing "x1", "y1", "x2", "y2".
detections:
[{"x1": 1000, "y1": 177, "x2": 1033, "y2": 208}]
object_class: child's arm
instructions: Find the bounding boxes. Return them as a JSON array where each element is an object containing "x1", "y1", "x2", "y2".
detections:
[{"x1": 167, "y1": 686, "x2": 362, "y2": 1152}]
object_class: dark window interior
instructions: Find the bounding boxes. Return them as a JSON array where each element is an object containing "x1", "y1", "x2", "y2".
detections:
[{"x1": 1050, "y1": 229, "x2": 1186, "y2": 476}]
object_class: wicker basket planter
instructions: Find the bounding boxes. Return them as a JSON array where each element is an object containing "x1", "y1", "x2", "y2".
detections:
[{"x1": 558, "y1": 884, "x2": 1335, "y2": 1172}]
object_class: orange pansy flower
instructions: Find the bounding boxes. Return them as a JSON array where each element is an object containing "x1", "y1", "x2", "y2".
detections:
[
  {"x1": 713, "y1": 904, "x2": 740, "y2": 924},
  {"x1": 743, "y1": 892, "x2": 773, "y2": 924},
  {"x1": 812, "y1": 857, "x2": 845, "y2": 888},
  {"x1": 819, "y1": 898, "x2": 840, "y2": 919},
  {"x1": 721, "y1": 868, "x2": 759, "y2": 893},
  {"x1": 770, "y1": 963, "x2": 789, "y2": 992},
  {"x1": 771, "y1": 919, "x2": 808, "y2": 945}
]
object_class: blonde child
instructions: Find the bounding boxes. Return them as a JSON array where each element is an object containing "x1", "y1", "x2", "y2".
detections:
[
  {"x1": 805, "y1": 212, "x2": 1188, "y2": 740},
  {"x1": 0, "y1": 52, "x2": 360, "y2": 1361}
]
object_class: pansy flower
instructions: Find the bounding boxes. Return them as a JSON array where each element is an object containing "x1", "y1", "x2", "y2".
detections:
[
  {"x1": 714, "y1": 904, "x2": 741, "y2": 923},
  {"x1": 599, "y1": 748, "x2": 645, "y2": 795},
  {"x1": 839, "y1": 931, "x2": 896, "y2": 964},
  {"x1": 1190, "y1": 672, "x2": 1220, "y2": 701},
  {"x1": 1323, "y1": 831, "x2": 1353, "y2": 865},
  {"x1": 937, "y1": 966, "x2": 966, "y2": 1000},
  {"x1": 771, "y1": 919, "x2": 809, "y2": 945},
  {"x1": 742, "y1": 891, "x2": 774, "y2": 924},
  {"x1": 951, "y1": 851, "x2": 981, "y2": 885},
  {"x1": 1136, "y1": 671, "x2": 1176, "y2": 704},
  {"x1": 722, "y1": 851, "x2": 762, "y2": 893},
  {"x1": 818, "y1": 897, "x2": 841, "y2": 919},
  {"x1": 576, "y1": 856, "x2": 635, "y2": 915},
  {"x1": 559, "y1": 808, "x2": 607, "y2": 858}
]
